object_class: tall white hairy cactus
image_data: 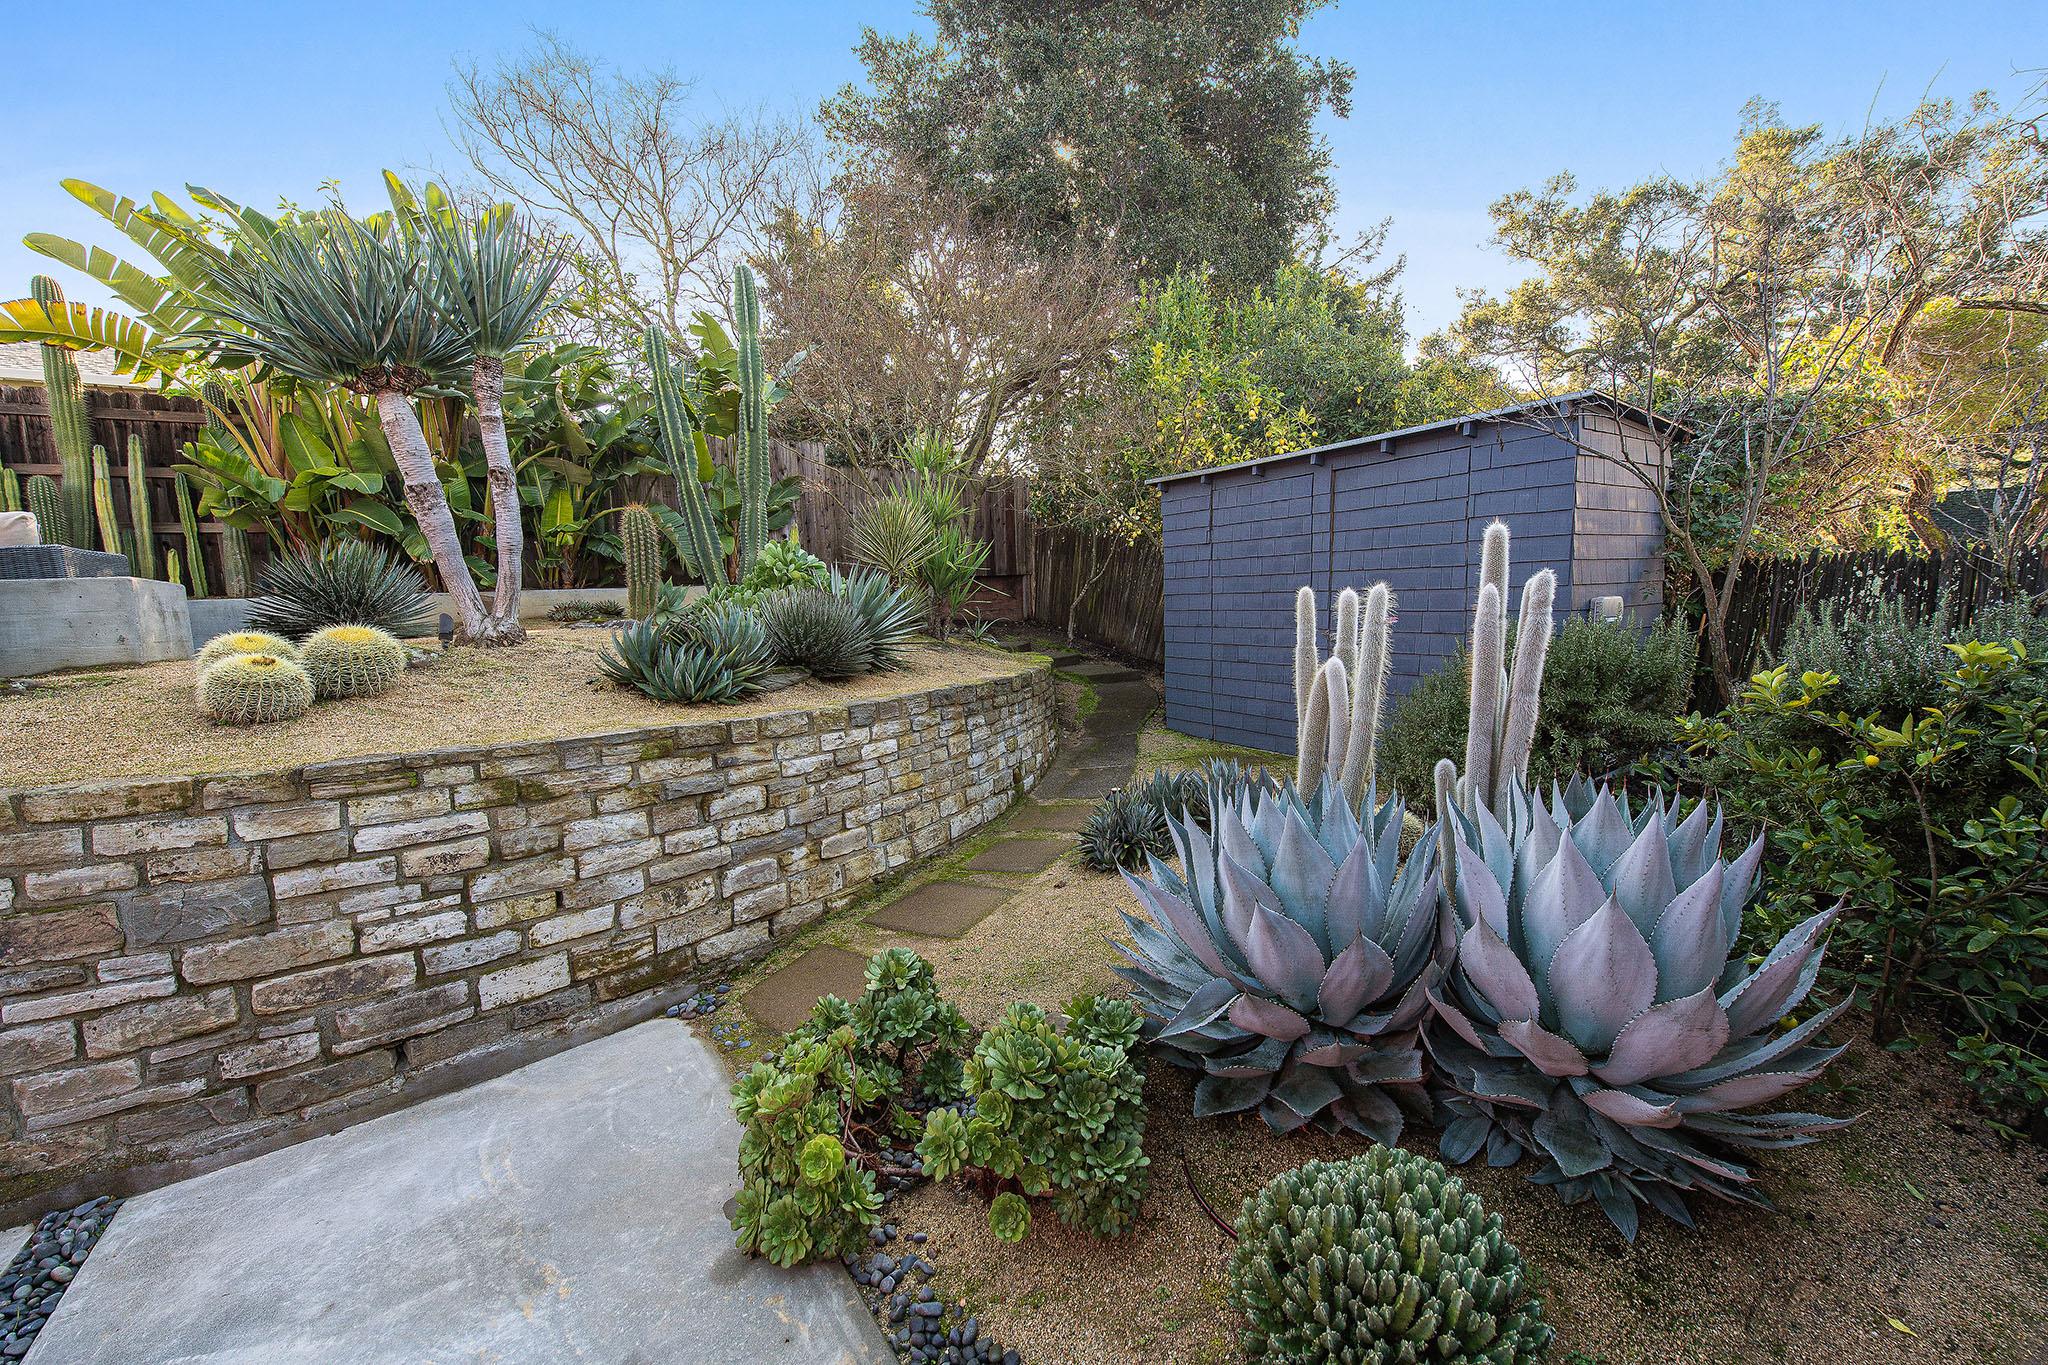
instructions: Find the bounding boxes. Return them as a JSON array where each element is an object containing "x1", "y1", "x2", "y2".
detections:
[
  {"x1": 1448, "y1": 520, "x2": 1557, "y2": 814},
  {"x1": 1292, "y1": 583, "x2": 1395, "y2": 810}
]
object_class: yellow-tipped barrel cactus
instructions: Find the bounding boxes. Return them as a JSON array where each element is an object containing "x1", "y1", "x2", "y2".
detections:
[
  {"x1": 1231, "y1": 1149, "x2": 1551, "y2": 1364},
  {"x1": 196, "y1": 631, "x2": 300, "y2": 672},
  {"x1": 300, "y1": 624, "x2": 408, "y2": 699},
  {"x1": 1425, "y1": 776, "x2": 1850, "y2": 1239},
  {"x1": 200, "y1": 653, "x2": 314, "y2": 725}
]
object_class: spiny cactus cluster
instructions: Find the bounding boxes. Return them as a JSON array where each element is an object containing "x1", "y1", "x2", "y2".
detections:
[
  {"x1": 32, "y1": 276, "x2": 94, "y2": 550},
  {"x1": 300, "y1": 625, "x2": 408, "y2": 700},
  {"x1": 196, "y1": 631, "x2": 299, "y2": 672},
  {"x1": 1230, "y1": 1148, "x2": 1552, "y2": 1364},
  {"x1": 199, "y1": 653, "x2": 314, "y2": 725},
  {"x1": 173, "y1": 471, "x2": 209, "y2": 598},
  {"x1": 25, "y1": 475, "x2": 64, "y2": 546},
  {"x1": 1293, "y1": 580, "x2": 1394, "y2": 807},
  {"x1": 89, "y1": 446, "x2": 121, "y2": 561},
  {"x1": 621, "y1": 502, "x2": 662, "y2": 619}
]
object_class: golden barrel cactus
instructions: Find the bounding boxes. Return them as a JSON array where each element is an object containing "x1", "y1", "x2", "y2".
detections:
[
  {"x1": 300, "y1": 625, "x2": 408, "y2": 700},
  {"x1": 196, "y1": 631, "x2": 300, "y2": 672},
  {"x1": 200, "y1": 653, "x2": 314, "y2": 725}
]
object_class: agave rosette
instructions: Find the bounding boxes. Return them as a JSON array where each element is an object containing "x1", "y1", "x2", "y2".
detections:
[
  {"x1": 1425, "y1": 776, "x2": 1851, "y2": 1237},
  {"x1": 1115, "y1": 773, "x2": 1440, "y2": 1140}
]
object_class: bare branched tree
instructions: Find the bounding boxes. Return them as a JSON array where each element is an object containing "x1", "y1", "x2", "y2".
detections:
[
  {"x1": 1451, "y1": 87, "x2": 2048, "y2": 702},
  {"x1": 447, "y1": 31, "x2": 816, "y2": 346},
  {"x1": 759, "y1": 163, "x2": 1132, "y2": 476}
]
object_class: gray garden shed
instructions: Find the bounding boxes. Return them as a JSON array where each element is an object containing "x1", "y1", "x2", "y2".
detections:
[{"x1": 1154, "y1": 392, "x2": 1671, "y2": 754}]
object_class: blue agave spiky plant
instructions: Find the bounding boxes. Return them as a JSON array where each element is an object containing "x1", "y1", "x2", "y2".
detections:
[
  {"x1": 1426, "y1": 772, "x2": 1852, "y2": 1240},
  {"x1": 1117, "y1": 774, "x2": 1439, "y2": 1139}
]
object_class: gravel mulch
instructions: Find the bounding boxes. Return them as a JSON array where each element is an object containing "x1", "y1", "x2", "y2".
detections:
[{"x1": 0, "y1": 633, "x2": 1034, "y2": 787}]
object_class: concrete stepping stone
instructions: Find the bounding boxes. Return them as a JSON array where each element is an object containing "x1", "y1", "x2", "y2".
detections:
[
  {"x1": 963, "y1": 837, "x2": 1072, "y2": 873},
  {"x1": 743, "y1": 945, "x2": 872, "y2": 1032},
  {"x1": 1010, "y1": 802, "x2": 1092, "y2": 833},
  {"x1": 1062, "y1": 659, "x2": 1135, "y2": 678},
  {"x1": 1043, "y1": 766, "x2": 1131, "y2": 801},
  {"x1": 1048, "y1": 653, "x2": 1089, "y2": 669},
  {"x1": 868, "y1": 881, "x2": 1014, "y2": 938},
  {"x1": 27, "y1": 1023, "x2": 891, "y2": 1364}
]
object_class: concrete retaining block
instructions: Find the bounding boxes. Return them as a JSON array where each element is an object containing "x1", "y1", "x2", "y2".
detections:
[{"x1": 0, "y1": 577, "x2": 191, "y2": 677}]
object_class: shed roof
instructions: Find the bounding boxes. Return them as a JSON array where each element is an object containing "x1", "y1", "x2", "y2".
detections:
[{"x1": 1145, "y1": 390, "x2": 1674, "y2": 487}]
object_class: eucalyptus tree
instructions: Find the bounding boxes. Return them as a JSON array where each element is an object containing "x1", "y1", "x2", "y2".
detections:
[
  {"x1": 403, "y1": 178, "x2": 567, "y2": 639},
  {"x1": 182, "y1": 209, "x2": 505, "y2": 643}
]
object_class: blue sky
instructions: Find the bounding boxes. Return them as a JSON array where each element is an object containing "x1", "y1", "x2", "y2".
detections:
[{"x1": 4, "y1": 1, "x2": 2038, "y2": 339}]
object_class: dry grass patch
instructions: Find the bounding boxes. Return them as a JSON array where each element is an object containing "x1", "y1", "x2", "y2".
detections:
[{"x1": 0, "y1": 630, "x2": 1038, "y2": 787}]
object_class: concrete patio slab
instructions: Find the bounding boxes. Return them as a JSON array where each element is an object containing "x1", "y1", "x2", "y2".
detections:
[
  {"x1": 867, "y1": 882, "x2": 1014, "y2": 938},
  {"x1": 1008, "y1": 802, "x2": 1092, "y2": 833},
  {"x1": 742, "y1": 945, "x2": 872, "y2": 1032},
  {"x1": 963, "y1": 837, "x2": 1071, "y2": 873},
  {"x1": 27, "y1": 1022, "x2": 889, "y2": 1365}
]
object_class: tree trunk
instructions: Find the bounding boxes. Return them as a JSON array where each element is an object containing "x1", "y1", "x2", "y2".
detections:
[
  {"x1": 471, "y1": 355, "x2": 527, "y2": 642},
  {"x1": 372, "y1": 389, "x2": 498, "y2": 645},
  {"x1": 1068, "y1": 536, "x2": 1106, "y2": 644}
]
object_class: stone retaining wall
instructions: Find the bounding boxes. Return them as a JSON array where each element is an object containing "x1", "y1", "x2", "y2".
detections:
[{"x1": 0, "y1": 665, "x2": 1054, "y2": 1215}]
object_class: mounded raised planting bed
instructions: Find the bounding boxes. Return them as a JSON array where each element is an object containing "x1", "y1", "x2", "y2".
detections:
[{"x1": 0, "y1": 641, "x2": 1054, "y2": 1218}]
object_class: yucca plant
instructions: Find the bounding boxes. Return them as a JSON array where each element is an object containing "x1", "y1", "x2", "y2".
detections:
[
  {"x1": 828, "y1": 566, "x2": 922, "y2": 670},
  {"x1": 1425, "y1": 778, "x2": 1850, "y2": 1239},
  {"x1": 245, "y1": 540, "x2": 434, "y2": 640},
  {"x1": 178, "y1": 205, "x2": 503, "y2": 642},
  {"x1": 407, "y1": 176, "x2": 566, "y2": 639}
]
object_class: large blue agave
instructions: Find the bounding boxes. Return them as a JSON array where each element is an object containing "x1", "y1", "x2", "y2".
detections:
[
  {"x1": 1116, "y1": 772, "x2": 1440, "y2": 1140},
  {"x1": 1425, "y1": 774, "x2": 1852, "y2": 1238}
]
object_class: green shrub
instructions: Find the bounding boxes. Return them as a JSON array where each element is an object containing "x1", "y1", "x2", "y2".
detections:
[
  {"x1": 759, "y1": 587, "x2": 875, "y2": 679},
  {"x1": 245, "y1": 540, "x2": 434, "y2": 640},
  {"x1": 1230, "y1": 1149, "x2": 1551, "y2": 1364},
  {"x1": 1380, "y1": 614, "x2": 1694, "y2": 808},
  {"x1": 916, "y1": 997, "x2": 1149, "y2": 1242},
  {"x1": 730, "y1": 949, "x2": 967, "y2": 1267},
  {"x1": 742, "y1": 538, "x2": 829, "y2": 593},
  {"x1": 1675, "y1": 638, "x2": 2048, "y2": 1132}
]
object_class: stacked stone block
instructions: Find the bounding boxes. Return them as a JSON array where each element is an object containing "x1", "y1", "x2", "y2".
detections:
[{"x1": 0, "y1": 668, "x2": 1054, "y2": 1212}]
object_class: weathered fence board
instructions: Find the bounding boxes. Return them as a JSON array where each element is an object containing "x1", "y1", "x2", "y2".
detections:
[{"x1": 1720, "y1": 547, "x2": 2048, "y2": 673}]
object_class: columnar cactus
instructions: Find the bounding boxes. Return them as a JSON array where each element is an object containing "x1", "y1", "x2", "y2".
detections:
[
  {"x1": 1293, "y1": 582, "x2": 1395, "y2": 812},
  {"x1": 0, "y1": 466, "x2": 20, "y2": 514},
  {"x1": 642, "y1": 328, "x2": 728, "y2": 588},
  {"x1": 300, "y1": 624, "x2": 408, "y2": 699},
  {"x1": 124, "y1": 436, "x2": 157, "y2": 579},
  {"x1": 25, "y1": 475, "x2": 65, "y2": 545},
  {"x1": 1456, "y1": 521, "x2": 1557, "y2": 812},
  {"x1": 89, "y1": 447, "x2": 123, "y2": 560},
  {"x1": 220, "y1": 522, "x2": 254, "y2": 598},
  {"x1": 733, "y1": 263, "x2": 772, "y2": 579},
  {"x1": 31, "y1": 276, "x2": 94, "y2": 550},
  {"x1": 620, "y1": 503, "x2": 662, "y2": 619},
  {"x1": 173, "y1": 471, "x2": 210, "y2": 598},
  {"x1": 196, "y1": 631, "x2": 300, "y2": 672},
  {"x1": 1231, "y1": 1149, "x2": 1551, "y2": 1364},
  {"x1": 199, "y1": 653, "x2": 314, "y2": 725}
]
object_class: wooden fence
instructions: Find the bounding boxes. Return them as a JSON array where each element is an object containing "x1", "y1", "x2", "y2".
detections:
[
  {"x1": 0, "y1": 382, "x2": 1171, "y2": 661},
  {"x1": 0, "y1": 384, "x2": 224, "y2": 589},
  {"x1": 1719, "y1": 547, "x2": 2048, "y2": 673}
]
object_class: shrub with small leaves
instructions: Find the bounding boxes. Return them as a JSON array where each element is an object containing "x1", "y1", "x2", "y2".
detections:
[
  {"x1": 300, "y1": 624, "x2": 408, "y2": 700},
  {"x1": 730, "y1": 1026, "x2": 888, "y2": 1267},
  {"x1": 199, "y1": 653, "x2": 314, "y2": 725},
  {"x1": 196, "y1": 631, "x2": 300, "y2": 673},
  {"x1": 742, "y1": 538, "x2": 830, "y2": 593},
  {"x1": 1230, "y1": 1149, "x2": 1552, "y2": 1365},
  {"x1": 916, "y1": 996, "x2": 1149, "y2": 1242}
]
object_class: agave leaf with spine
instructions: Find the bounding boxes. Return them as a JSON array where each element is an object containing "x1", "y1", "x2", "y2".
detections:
[
  {"x1": 1424, "y1": 775, "x2": 1851, "y2": 1239},
  {"x1": 1116, "y1": 772, "x2": 1441, "y2": 1140}
]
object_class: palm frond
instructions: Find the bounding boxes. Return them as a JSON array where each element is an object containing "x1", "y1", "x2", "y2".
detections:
[{"x1": 0, "y1": 298, "x2": 164, "y2": 381}]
